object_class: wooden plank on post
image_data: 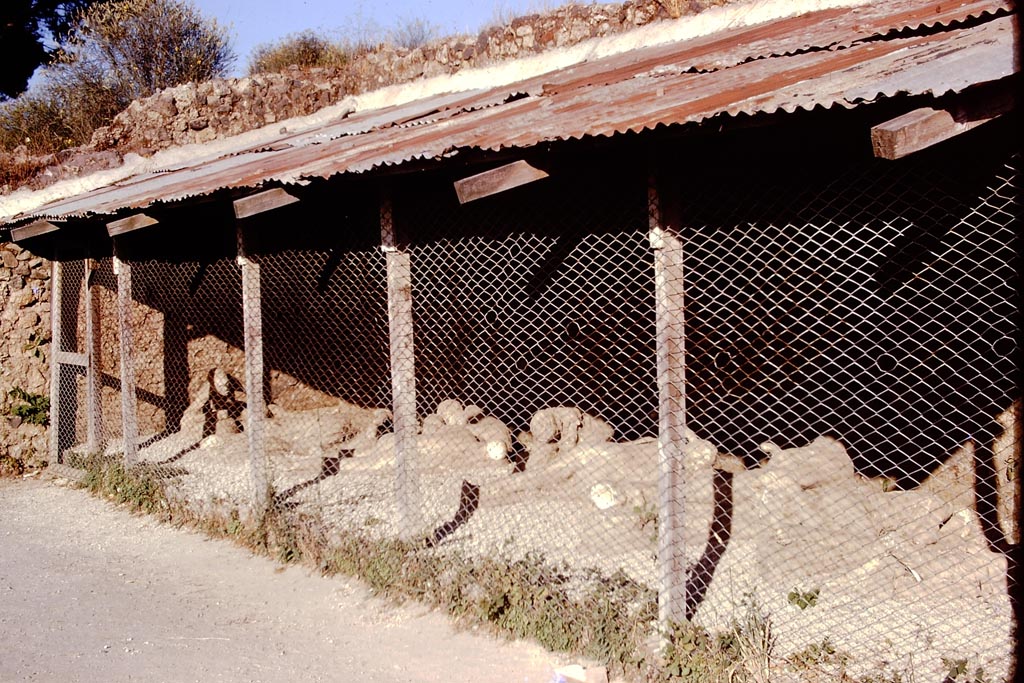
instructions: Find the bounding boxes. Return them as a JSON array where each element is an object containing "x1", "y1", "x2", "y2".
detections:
[
  {"x1": 382, "y1": 192, "x2": 421, "y2": 539},
  {"x1": 650, "y1": 173, "x2": 688, "y2": 631},
  {"x1": 871, "y1": 101, "x2": 1009, "y2": 160},
  {"x1": 55, "y1": 351, "x2": 87, "y2": 367},
  {"x1": 233, "y1": 188, "x2": 299, "y2": 220},
  {"x1": 107, "y1": 213, "x2": 158, "y2": 237},
  {"x1": 12, "y1": 219, "x2": 60, "y2": 242},
  {"x1": 113, "y1": 254, "x2": 139, "y2": 465},
  {"x1": 453, "y1": 160, "x2": 549, "y2": 204},
  {"x1": 84, "y1": 258, "x2": 103, "y2": 452},
  {"x1": 49, "y1": 261, "x2": 63, "y2": 464}
]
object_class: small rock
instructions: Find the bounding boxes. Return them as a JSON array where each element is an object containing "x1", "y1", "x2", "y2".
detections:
[{"x1": 590, "y1": 483, "x2": 622, "y2": 510}]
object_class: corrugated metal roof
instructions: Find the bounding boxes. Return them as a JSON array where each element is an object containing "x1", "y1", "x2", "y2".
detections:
[{"x1": 2, "y1": 0, "x2": 1016, "y2": 225}]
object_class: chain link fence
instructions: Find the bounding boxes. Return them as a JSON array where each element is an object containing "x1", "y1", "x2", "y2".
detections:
[
  {"x1": 51, "y1": 258, "x2": 123, "y2": 460},
  {"x1": 657, "y1": 143, "x2": 1019, "y2": 682},
  {"x1": 48, "y1": 134, "x2": 1019, "y2": 681}
]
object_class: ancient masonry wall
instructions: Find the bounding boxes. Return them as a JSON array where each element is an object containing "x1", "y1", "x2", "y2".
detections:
[
  {"x1": 90, "y1": 0, "x2": 717, "y2": 154},
  {"x1": 0, "y1": 244, "x2": 51, "y2": 467}
]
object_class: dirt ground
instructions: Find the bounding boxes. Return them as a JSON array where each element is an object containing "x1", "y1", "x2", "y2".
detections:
[{"x1": 0, "y1": 475, "x2": 567, "y2": 683}]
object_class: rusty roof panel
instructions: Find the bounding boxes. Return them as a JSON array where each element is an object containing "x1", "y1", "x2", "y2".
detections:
[{"x1": 4, "y1": 0, "x2": 1017, "y2": 226}]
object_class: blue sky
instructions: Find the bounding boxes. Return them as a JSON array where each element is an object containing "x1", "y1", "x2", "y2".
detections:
[{"x1": 191, "y1": 0, "x2": 576, "y2": 74}]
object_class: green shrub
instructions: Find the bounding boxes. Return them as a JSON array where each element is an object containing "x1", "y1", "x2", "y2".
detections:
[
  {"x1": 79, "y1": 454, "x2": 168, "y2": 514},
  {"x1": 2, "y1": 0, "x2": 233, "y2": 156},
  {"x1": 0, "y1": 95, "x2": 76, "y2": 154},
  {"x1": 6, "y1": 387, "x2": 50, "y2": 426},
  {"x1": 248, "y1": 31, "x2": 351, "y2": 74}
]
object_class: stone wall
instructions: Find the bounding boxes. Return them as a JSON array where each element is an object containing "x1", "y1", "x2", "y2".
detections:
[
  {"x1": 0, "y1": 243, "x2": 51, "y2": 470},
  {"x1": 4, "y1": 0, "x2": 730, "y2": 189},
  {"x1": 90, "y1": 0, "x2": 727, "y2": 155}
]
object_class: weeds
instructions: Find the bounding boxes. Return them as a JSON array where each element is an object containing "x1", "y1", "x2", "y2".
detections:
[
  {"x1": 0, "y1": 453, "x2": 27, "y2": 478},
  {"x1": 72, "y1": 454, "x2": 659, "y2": 678},
  {"x1": 942, "y1": 658, "x2": 991, "y2": 683},
  {"x1": 633, "y1": 497, "x2": 658, "y2": 541},
  {"x1": 786, "y1": 638, "x2": 852, "y2": 681},
  {"x1": 787, "y1": 587, "x2": 820, "y2": 610},
  {"x1": 248, "y1": 31, "x2": 353, "y2": 75},
  {"x1": 6, "y1": 387, "x2": 50, "y2": 426},
  {"x1": 22, "y1": 332, "x2": 50, "y2": 360},
  {"x1": 78, "y1": 454, "x2": 168, "y2": 515},
  {"x1": 66, "y1": 456, "x2": 943, "y2": 683},
  {"x1": 659, "y1": 598, "x2": 774, "y2": 682},
  {"x1": 388, "y1": 17, "x2": 441, "y2": 49}
]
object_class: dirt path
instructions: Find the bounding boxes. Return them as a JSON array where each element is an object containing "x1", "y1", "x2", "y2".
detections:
[{"x1": 0, "y1": 476, "x2": 565, "y2": 683}]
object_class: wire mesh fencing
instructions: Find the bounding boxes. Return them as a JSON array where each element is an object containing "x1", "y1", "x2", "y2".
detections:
[
  {"x1": 250, "y1": 200, "x2": 397, "y2": 538},
  {"x1": 657, "y1": 148, "x2": 1020, "y2": 682},
  {"x1": 51, "y1": 258, "x2": 123, "y2": 462},
  {"x1": 46, "y1": 142, "x2": 1019, "y2": 681},
  {"x1": 400, "y1": 170, "x2": 658, "y2": 586}
]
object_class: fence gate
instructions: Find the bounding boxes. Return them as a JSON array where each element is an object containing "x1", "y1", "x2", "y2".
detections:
[{"x1": 50, "y1": 257, "x2": 122, "y2": 463}]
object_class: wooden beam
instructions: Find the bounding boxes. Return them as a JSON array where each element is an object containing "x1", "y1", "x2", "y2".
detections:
[
  {"x1": 382, "y1": 191, "x2": 421, "y2": 539},
  {"x1": 114, "y1": 255, "x2": 139, "y2": 465},
  {"x1": 11, "y1": 220, "x2": 60, "y2": 242},
  {"x1": 49, "y1": 262, "x2": 63, "y2": 464},
  {"x1": 107, "y1": 213, "x2": 158, "y2": 237},
  {"x1": 453, "y1": 160, "x2": 549, "y2": 204},
  {"x1": 55, "y1": 351, "x2": 87, "y2": 368},
  {"x1": 649, "y1": 172, "x2": 688, "y2": 631},
  {"x1": 232, "y1": 188, "x2": 299, "y2": 220},
  {"x1": 871, "y1": 100, "x2": 1009, "y2": 160},
  {"x1": 233, "y1": 200, "x2": 270, "y2": 514}
]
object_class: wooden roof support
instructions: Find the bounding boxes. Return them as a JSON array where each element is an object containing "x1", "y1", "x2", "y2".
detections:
[
  {"x1": 233, "y1": 187, "x2": 299, "y2": 219},
  {"x1": 49, "y1": 262, "x2": 63, "y2": 464},
  {"x1": 231, "y1": 192, "x2": 293, "y2": 514},
  {"x1": 11, "y1": 219, "x2": 61, "y2": 242},
  {"x1": 381, "y1": 189, "x2": 422, "y2": 539},
  {"x1": 84, "y1": 258, "x2": 103, "y2": 452},
  {"x1": 113, "y1": 254, "x2": 140, "y2": 465},
  {"x1": 871, "y1": 87, "x2": 1015, "y2": 160},
  {"x1": 107, "y1": 213, "x2": 158, "y2": 237},
  {"x1": 649, "y1": 171, "x2": 689, "y2": 634},
  {"x1": 453, "y1": 160, "x2": 549, "y2": 204}
]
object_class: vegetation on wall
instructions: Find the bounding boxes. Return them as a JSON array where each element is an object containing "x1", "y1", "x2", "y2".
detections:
[
  {"x1": 246, "y1": 15, "x2": 440, "y2": 76},
  {"x1": 247, "y1": 31, "x2": 354, "y2": 75},
  {"x1": 5, "y1": 387, "x2": 50, "y2": 426}
]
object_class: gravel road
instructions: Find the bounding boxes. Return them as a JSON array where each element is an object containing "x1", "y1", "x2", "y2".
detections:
[{"x1": 0, "y1": 476, "x2": 563, "y2": 683}]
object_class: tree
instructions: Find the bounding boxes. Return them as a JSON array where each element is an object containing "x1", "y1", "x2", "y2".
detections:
[
  {"x1": 60, "y1": 0, "x2": 235, "y2": 102},
  {"x1": 0, "y1": 0, "x2": 95, "y2": 100},
  {"x1": 1, "y1": 0, "x2": 235, "y2": 152}
]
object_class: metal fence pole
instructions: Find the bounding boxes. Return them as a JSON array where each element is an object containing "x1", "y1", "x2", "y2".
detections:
[
  {"x1": 49, "y1": 260, "x2": 62, "y2": 464},
  {"x1": 84, "y1": 258, "x2": 103, "y2": 452},
  {"x1": 382, "y1": 191, "x2": 421, "y2": 539},
  {"x1": 113, "y1": 253, "x2": 139, "y2": 465},
  {"x1": 650, "y1": 173, "x2": 688, "y2": 631}
]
